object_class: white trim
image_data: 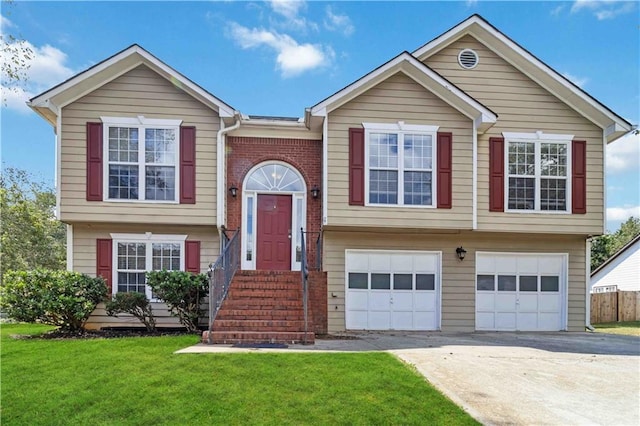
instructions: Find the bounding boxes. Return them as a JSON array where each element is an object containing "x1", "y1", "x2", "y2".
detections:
[
  {"x1": 217, "y1": 115, "x2": 241, "y2": 228},
  {"x1": 412, "y1": 16, "x2": 631, "y2": 136},
  {"x1": 102, "y1": 117, "x2": 180, "y2": 203},
  {"x1": 66, "y1": 224, "x2": 73, "y2": 271},
  {"x1": 364, "y1": 123, "x2": 438, "y2": 208},
  {"x1": 322, "y1": 117, "x2": 328, "y2": 226},
  {"x1": 240, "y1": 161, "x2": 307, "y2": 271},
  {"x1": 585, "y1": 239, "x2": 593, "y2": 329},
  {"x1": 110, "y1": 233, "x2": 188, "y2": 241},
  {"x1": 503, "y1": 133, "x2": 572, "y2": 214},
  {"x1": 55, "y1": 111, "x2": 62, "y2": 220},
  {"x1": 475, "y1": 251, "x2": 569, "y2": 331},
  {"x1": 602, "y1": 131, "x2": 607, "y2": 232},
  {"x1": 472, "y1": 122, "x2": 478, "y2": 230}
]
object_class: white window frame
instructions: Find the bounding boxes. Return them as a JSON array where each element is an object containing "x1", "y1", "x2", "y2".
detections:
[
  {"x1": 503, "y1": 131, "x2": 573, "y2": 214},
  {"x1": 363, "y1": 122, "x2": 439, "y2": 208},
  {"x1": 102, "y1": 116, "x2": 183, "y2": 203},
  {"x1": 110, "y1": 232, "x2": 187, "y2": 301}
]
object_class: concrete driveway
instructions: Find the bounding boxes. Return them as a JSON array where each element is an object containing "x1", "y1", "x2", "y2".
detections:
[{"x1": 179, "y1": 332, "x2": 640, "y2": 425}]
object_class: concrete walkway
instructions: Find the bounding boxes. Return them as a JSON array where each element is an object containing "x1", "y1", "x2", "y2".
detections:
[{"x1": 176, "y1": 332, "x2": 640, "y2": 425}]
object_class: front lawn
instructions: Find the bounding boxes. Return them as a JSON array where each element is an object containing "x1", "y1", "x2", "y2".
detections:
[
  {"x1": 1, "y1": 324, "x2": 476, "y2": 425},
  {"x1": 593, "y1": 320, "x2": 640, "y2": 336}
]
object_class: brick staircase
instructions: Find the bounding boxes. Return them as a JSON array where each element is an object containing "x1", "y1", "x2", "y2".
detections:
[{"x1": 202, "y1": 270, "x2": 314, "y2": 344}]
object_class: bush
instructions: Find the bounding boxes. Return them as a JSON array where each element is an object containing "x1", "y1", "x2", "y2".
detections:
[
  {"x1": 105, "y1": 292, "x2": 156, "y2": 332},
  {"x1": 146, "y1": 270, "x2": 208, "y2": 332},
  {"x1": 0, "y1": 269, "x2": 107, "y2": 332}
]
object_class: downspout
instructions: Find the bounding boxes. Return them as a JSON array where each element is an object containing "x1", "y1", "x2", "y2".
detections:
[
  {"x1": 216, "y1": 113, "x2": 241, "y2": 249},
  {"x1": 472, "y1": 118, "x2": 478, "y2": 230},
  {"x1": 585, "y1": 237, "x2": 595, "y2": 331}
]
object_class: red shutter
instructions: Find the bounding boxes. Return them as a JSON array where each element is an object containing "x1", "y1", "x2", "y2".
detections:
[
  {"x1": 572, "y1": 140, "x2": 587, "y2": 214},
  {"x1": 86, "y1": 122, "x2": 103, "y2": 201},
  {"x1": 96, "y1": 239, "x2": 113, "y2": 294},
  {"x1": 185, "y1": 241, "x2": 201, "y2": 273},
  {"x1": 180, "y1": 126, "x2": 196, "y2": 204},
  {"x1": 489, "y1": 137, "x2": 505, "y2": 212},
  {"x1": 349, "y1": 128, "x2": 365, "y2": 206},
  {"x1": 437, "y1": 132, "x2": 453, "y2": 209}
]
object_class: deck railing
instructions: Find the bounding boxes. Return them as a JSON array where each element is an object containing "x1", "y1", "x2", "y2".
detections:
[{"x1": 206, "y1": 229, "x2": 240, "y2": 343}]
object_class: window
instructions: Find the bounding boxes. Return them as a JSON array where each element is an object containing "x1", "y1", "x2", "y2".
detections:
[
  {"x1": 364, "y1": 123, "x2": 438, "y2": 206},
  {"x1": 504, "y1": 132, "x2": 571, "y2": 212},
  {"x1": 112, "y1": 233, "x2": 186, "y2": 300},
  {"x1": 103, "y1": 117, "x2": 182, "y2": 202}
]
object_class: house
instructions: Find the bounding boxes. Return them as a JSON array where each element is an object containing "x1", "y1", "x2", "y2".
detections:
[
  {"x1": 591, "y1": 235, "x2": 640, "y2": 293},
  {"x1": 28, "y1": 15, "x2": 632, "y2": 341}
]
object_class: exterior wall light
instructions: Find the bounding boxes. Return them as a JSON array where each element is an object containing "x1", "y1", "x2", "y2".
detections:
[
  {"x1": 310, "y1": 186, "x2": 320, "y2": 199},
  {"x1": 229, "y1": 185, "x2": 238, "y2": 198},
  {"x1": 456, "y1": 246, "x2": 467, "y2": 261}
]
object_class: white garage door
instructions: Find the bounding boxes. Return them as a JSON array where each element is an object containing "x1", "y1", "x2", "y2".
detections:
[
  {"x1": 476, "y1": 253, "x2": 567, "y2": 331},
  {"x1": 345, "y1": 250, "x2": 441, "y2": 331}
]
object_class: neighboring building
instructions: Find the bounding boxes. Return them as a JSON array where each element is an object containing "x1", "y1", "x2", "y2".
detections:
[
  {"x1": 28, "y1": 15, "x2": 632, "y2": 340},
  {"x1": 591, "y1": 235, "x2": 640, "y2": 293}
]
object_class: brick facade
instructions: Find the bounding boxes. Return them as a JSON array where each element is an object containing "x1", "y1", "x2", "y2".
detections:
[{"x1": 226, "y1": 136, "x2": 323, "y2": 268}]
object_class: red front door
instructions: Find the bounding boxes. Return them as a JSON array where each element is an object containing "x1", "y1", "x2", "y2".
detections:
[{"x1": 256, "y1": 194, "x2": 292, "y2": 270}]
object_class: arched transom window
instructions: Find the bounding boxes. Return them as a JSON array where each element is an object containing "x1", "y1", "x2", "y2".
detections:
[{"x1": 245, "y1": 163, "x2": 304, "y2": 192}]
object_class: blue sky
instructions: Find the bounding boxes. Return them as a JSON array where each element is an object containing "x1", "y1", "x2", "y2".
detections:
[{"x1": 1, "y1": 0, "x2": 638, "y2": 232}]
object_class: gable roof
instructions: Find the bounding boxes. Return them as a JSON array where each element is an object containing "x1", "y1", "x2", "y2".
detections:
[
  {"x1": 591, "y1": 234, "x2": 640, "y2": 278},
  {"x1": 310, "y1": 51, "x2": 497, "y2": 133},
  {"x1": 413, "y1": 14, "x2": 633, "y2": 143},
  {"x1": 28, "y1": 44, "x2": 236, "y2": 126}
]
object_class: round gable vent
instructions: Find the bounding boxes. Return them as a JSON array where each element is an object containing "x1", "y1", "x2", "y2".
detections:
[{"x1": 458, "y1": 49, "x2": 479, "y2": 69}]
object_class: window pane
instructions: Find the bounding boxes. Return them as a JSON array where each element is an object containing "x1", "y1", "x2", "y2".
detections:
[
  {"x1": 108, "y1": 127, "x2": 138, "y2": 162},
  {"x1": 348, "y1": 273, "x2": 368, "y2": 289},
  {"x1": 416, "y1": 274, "x2": 435, "y2": 290},
  {"x1": 393, "y1": 274, "x2": 412, "y2": 290},
  {"x1": 498, "y1": 275, "x2": 516, "y2": 291},
  {"x1": 369, "y1": 170, "x2": 398, "y2": 204},
  {"x1": 540, "y1": 179, "x2": 566, "y2": 211},
  {"x1": 508, "y1": 142, "x2": 535, "y2": 175},
  {"x1": 477, "y1": 275, "x2": 494, "y2": 291},
  {"x1": 508, "y1": 177, "x2": 535, "y2": 210},
  {"x1": 145, "y1": 128, "x2": 176, "y2": 164},
  {"x1": 541, "y1": 276, "x2": 559, "y2": 292},
  {"x1": 371, "y1": 273, "x2": 390, "y2": 290},
  {"x1": 520, "y1": 276, "x2": 538, "y2": 292},
  {"x1": 246, "y1": 196, "x2": 253, "y2": 261},
  {"x1": 245, "y1": 164, "x2": 303, "y2": 191},
  {"x1": 117, "y1": 272, "x2": 146, "y2": 294},
  {"x1": 404, "y1": 171, "x2": 432, "y2": 205},
  {"x1": 369, "y1": 133, "x2": 398, "y2": 168},
  {"x1": 404, "y1": 134, "x2": 432, "y2": 169},
  {"x1": 145, "y1": 166, "x2": 176, "y2": 201},
  {"x1": 541, "y1": 143, "x2": 567, "y2": 177},
  {"x1": 152, "y1": 243, "x2": 181, "y2": 271},
  {"x1": 109, "y1": 165, "x2": 139, "y2": 199}
]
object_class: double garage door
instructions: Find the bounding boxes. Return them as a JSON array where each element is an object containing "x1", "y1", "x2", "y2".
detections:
[
  {"x1": 476, "y1": 253, "x2": 567, "y2": 331},
  {"x1": 345, "y1": 251, "x2": 440, "y2": 331}
]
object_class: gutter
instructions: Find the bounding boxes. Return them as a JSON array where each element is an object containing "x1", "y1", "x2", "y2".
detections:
[{"x1": 216, "y1": 113, "x2": 241, "y2": 246}]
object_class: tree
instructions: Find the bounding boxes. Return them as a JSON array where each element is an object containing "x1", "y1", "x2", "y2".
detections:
[
  {"x1": 1, "y1": 0, "x2": 33, "y2": 104},
  {"x1": 591, "y1": 216, "x2": 640, "y2": 271},
  {"x1": 0, "y1": 167, "x2": 66, "y2": 282}
]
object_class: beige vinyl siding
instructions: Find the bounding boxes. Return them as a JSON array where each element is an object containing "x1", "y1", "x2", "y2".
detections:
[
  {"x1": 424, "y1": 35, "x2": 604, "y2": 235},
  {"x1": 72, "y1": 223, "x2": 218, "y2": 329},
  {"x1": 60, "y1": 65, "x2": 220, "y2": 225},
  {"x1": 326, "y1": 72, "x2": 473, "y2": 230},
  {"x1": 324, "y1": 230, "x2": 586, "y2": 332}
]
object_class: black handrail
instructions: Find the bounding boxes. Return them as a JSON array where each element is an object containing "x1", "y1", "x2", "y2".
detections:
[
  {"x1": 206, "y1": 229, "x2": 240, "y2": 344},
  {"x1": 300, "y1": 228, "x2": 309, "y2": 344}
]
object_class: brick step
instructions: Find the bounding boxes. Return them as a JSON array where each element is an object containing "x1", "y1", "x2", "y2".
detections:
[
  {"x1": 227, "y1": 290, "x2": 301, "y2": 300},
  {"x1": 216, "y1": 309, "x2": 304, "y2": 319},
  {"x1": 214, "y1": 319, "x2": 305, "y2": 331},
  {"x1": 221, "y1": 299, "x2": 303, "y2": 309},
  {"x1": 203, "y1": 330, "x2": 315, "y2": 345},
  {"x1": 231, "y1": 281, "x2": 303, "y2": 290}
]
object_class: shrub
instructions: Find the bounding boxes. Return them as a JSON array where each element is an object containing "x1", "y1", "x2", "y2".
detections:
[
  {"x1": 105, "y1": 292, "x2": 156, "y2": 332},
  {"x1": 146, "y1": 270, "x2": 208, "y2": 333},
  {"x1": 0, "y1": 269, "x2": 107, "y2": 332}
]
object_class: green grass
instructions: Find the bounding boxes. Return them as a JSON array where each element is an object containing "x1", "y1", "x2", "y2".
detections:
[
  {"x1": 593, "y1": 320, "x2": 640, "y2": 336},
  {"x1": 1, "y1": 324, "x2": 477, "y2": 425}
]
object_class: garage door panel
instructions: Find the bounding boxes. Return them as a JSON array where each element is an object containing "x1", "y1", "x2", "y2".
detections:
[
  {"x1": 348, "y1": 253, "x2": 369, "y2": 270},
  {"x1": 517, "y1": 256, "x2": 539, "y2": 274},
  {"x1": 476, "y1": 312, "x2": 495, "y2": 330},
  {"x1": 369, "y1": 254, "x2": 391, "y2": 271},
  {"x1": 392, "y1": 293, "x2": 413, "y2": 312},
  {"x1": 540, "y1": 257, "x2": 563, "y2": 274},
  {"x1": 538, "y1": 313, "x2": 561, "y2": 330},
  {"x1": 391, "y1": 254, "x2": 412, "y2": 271},
  {"x1": 414, "y1": 312, "x2": 437, "y2": 330},
  {"x1": 518, "y1": 313, "x2": 539, "y2": 331},
  {"x1": 369, "y1": 292, "x2": 391, "y2": 310},
  {"x1": 414, "y1": 292, "x2": 436, "y2": 311},
  {"x1": 496, "y1": 294, "x2": 517, "y2": 311},
  {"x1": 518, "y1": 294, "x2": 538, "y2": 312},
  {"x1": 495, "y1": 256, "x2": 517, "y2": 274},
  {"x1": 477, "y1": 293, "x2": 495, "y2": 311},
  {"x1": 496, "y1": 312, "x2": 516, "y2": 330},
  {"x1": 539, "y1": 294, "x2": 560, "y2": 312},
  {"x1": 347, "y1": 292, "x2": 368, "y2": 310},
  {"x1": 368, "y1": 312, "x2": 390, "y2": 330},
  {"x1": 346, "y1": 311, "x2": 367, "y2": 329},
  {"x1": 392, "y1": 312, "x2": 414, "y2": 330},
  {"x1": 415, "y1": 254, "x2": 437, "y2": 272}
]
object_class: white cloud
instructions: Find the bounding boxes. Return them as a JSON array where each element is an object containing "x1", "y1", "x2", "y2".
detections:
[
  {"x1": 268, "y1": 0, "x2": 317, "y2": 32},
  {"x1": 228, "y1": 22, "x2": 333, "y2": 77},
  {"x1": 324, "y1": 6, "x2": 354, "y2": 36},
  {"x1": 562, "y1": 72, "x2": 589, "y2": 88},
  {"x1": 571, "y1": 0, "x2": 636, "y2": 20},
  {"x1": 607, "y1": 131, "x2": 640, "y2": 174},
  {"x1": 1, "y1": 14, "x2": 15, "y2": 32},
  {"x1": 466, "y1": 0, "x2": 478, "y2": 6},
  {"x1": 551, "y1": 5, "x2": 565, "y2": 16},
  {"x1": 607, "y1": 205, "x2": 640, "y2": 221}
]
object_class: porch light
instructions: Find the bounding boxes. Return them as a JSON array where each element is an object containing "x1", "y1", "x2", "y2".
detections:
[
  {"x1": 310, "y1": 186, "x2": 320, "y2": 199},
  {"x1": 456, "y1": 246, "x2": 467, "y2": 261},
  {"x1": 229, "y1": 185, "x2": 238, "y2": 198}
]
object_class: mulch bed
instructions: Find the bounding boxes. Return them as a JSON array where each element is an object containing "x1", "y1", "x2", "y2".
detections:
[{"x1": 10, "y1": 327, "x2": 197, "y2": 340}]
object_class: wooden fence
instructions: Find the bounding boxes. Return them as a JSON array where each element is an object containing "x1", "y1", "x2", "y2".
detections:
[{"x1": 591, "y1": 291, "x2": 640, "y2": 324}]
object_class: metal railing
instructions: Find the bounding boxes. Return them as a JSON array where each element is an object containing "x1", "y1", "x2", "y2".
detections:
[
  {"x1": 300, "y1": 228, "x2": 310, "y2": 344},
  {"x1": 206, "y1": 229, "x2": 240, "y2": 344}
]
